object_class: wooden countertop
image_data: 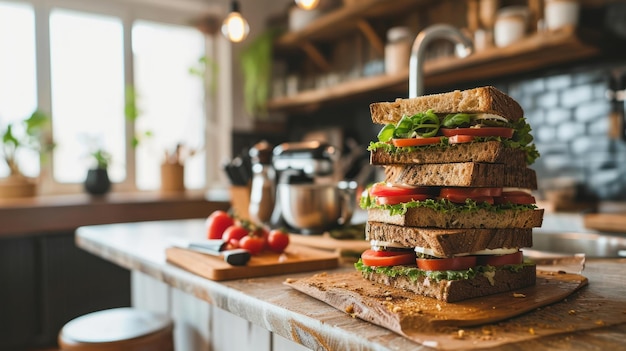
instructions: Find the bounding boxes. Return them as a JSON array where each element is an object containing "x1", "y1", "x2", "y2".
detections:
[
  {"x1": 75, "y1": 219, "x2": 626, "y2": 351},
  {"x1": 0, "y1": 191, "x2": 228, "y2": 237}
]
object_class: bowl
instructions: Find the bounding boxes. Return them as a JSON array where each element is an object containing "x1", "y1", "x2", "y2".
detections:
[{"x1": 278, "y1": 181, "x2": 357, "y2": 234}]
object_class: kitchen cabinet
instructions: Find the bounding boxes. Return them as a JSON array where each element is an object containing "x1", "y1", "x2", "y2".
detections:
[{"x1": 268, "y1": 0, "x2": 618, "y2": 113}]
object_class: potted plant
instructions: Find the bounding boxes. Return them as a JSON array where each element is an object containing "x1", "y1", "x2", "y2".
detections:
[
  {"x1": 0, "y1": 110, "x2": 52, "y2": 198},
  {"x1": 84, "y1": 148, "x2": 112, "y2": 195}
]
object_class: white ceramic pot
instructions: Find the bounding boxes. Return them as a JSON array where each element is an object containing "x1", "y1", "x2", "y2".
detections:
[
  {"x1": 545, "y1": 0, "x2": 580, "y2": 30},
  {"x1": 494, "y1": 6, "x2": 529, "y2": 47}
]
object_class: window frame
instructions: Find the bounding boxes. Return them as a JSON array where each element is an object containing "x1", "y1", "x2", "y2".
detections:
[{"x1": 4, "y1": 0, "x2": 230, "y2": 195}]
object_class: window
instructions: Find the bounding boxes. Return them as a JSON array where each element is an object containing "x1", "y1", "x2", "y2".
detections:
[
  {"x1": 0, "y1": 0, "x2": 217, "y2": 193},
  {"x1": 132, "y1": 20, "x2": 206, "y2": 190},
  {"x1": 0, "y1": 2, "x2": 38, "y2": 177},
  {"x1": 49, "y1": 9, "x2": 126, "y2": 183}
]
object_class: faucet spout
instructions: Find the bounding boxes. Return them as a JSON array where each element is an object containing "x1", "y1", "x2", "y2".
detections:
[{"x1": 409, "y1": 24, "x2": 474, "y2": 98}]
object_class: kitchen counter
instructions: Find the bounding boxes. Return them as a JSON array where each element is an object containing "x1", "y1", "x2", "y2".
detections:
[{"x1": 75, "y1": 219, "x2": 626, "y2": 351}]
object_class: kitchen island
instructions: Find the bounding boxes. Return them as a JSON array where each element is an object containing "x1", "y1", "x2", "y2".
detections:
[{"x1": 75, "y1": 219, "x2": 626, "y2": 351}]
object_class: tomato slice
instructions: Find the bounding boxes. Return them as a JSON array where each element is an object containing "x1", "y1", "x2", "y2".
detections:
[
  {"x1": 442, "y1": 194, "x2": 494, "y2": 204},
  {"x1": 494, "y1": 191, "x2": 536, "y2": 205},
  {"x1": 477, "y1": 251, "x2": 523, "y2": 266},
  {"x1": 440, "y1": 187, "x2": 501, "y2": 203},
  {"x1": 417, "y1": 255, "x2": 477, "y2": 271},
  {"x1": 448, "y1": 134, "x2": 475, "y2": 144},
  {"x1": 375, "y1": 193, "x2": 431, "y2": 205},
  {"x1": 441, "y1": 127, "x2": 514, "y2": 138},
  {"x1": 370, "y1": 183, "x2": 433, "y2": 197},
  {"x1": 361, "y1": 249, "x2": 416, "y2": 267},
  {"x1": 441, "y1": 187, "x2": 503, "y2": 197},
  {"x1": 392, "y1": 137, "x2": 442, "y2": 147}
]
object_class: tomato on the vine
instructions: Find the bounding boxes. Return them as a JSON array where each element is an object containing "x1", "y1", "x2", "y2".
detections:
[
  {"x1": 239, "y1": 235, "x2": 266, "y2": 255},
  {"x1": 222, "y1": 225, "x2": 249, "y2": 247},
  {"x1": 267, "y1": 229, "x2": 290, "y2": 253},
  {"x1": 205, "y1": 210, "x2": 235, "y2": 240}
]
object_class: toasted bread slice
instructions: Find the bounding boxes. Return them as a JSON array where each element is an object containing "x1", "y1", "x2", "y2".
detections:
[
  {"x1": 370, "y1": 86, "x2": 524, "y2": 125},
  {"x1": 366, "y1": 222, "x2": 532, "y2": 257},
  {"x1": 383, "y1": 163, "x2": 538, "y2": 189},
  {"x1": 361, "y1": 264, "x2": 536, "y2": 302},
  {"x1": 367, "y1": 207, "x2": 544, "y2": 229},
  {"x1": 370, "y1": 140, "x2": 527, "y2": 168}
]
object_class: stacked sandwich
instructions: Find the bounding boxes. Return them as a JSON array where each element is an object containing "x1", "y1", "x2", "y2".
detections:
[{"x1": 357, "y1": 86, "x2": 543, "y2": 302}]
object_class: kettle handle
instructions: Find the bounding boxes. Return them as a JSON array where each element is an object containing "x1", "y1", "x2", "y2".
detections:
[{"x1": 337, "y1": 181, "x2": 358, "y2": 226}]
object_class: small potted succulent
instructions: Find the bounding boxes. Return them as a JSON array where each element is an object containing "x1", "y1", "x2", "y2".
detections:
[
  {"x1": 0, "y1": 110, "x2": 52, "y2": 198},
  {"x1": 84, "y1": 148, "x2": 112, "y2": 195}
]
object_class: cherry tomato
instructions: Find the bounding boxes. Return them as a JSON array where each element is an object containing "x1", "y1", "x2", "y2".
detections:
[
  {"x1": 205, "y1": 210, "x2": 235, "y2": 240},
  {"x1": 416, "y1": 255, "x2": 477, "y2": 271},
  {"x1": 477, "y1": 251, "x2": 523, "y2": 266},
  {"x1": 441, "y1": 127, "x2": 514, "y2": 138},
  {"x1": 375, "y1": 193, "x2": 431, "y2": 205},
  {"x1": 369, "y1": 183, "x2": 433, "y2": 197},
  {"x1": 448, "y1": 134, "x2": 475, "y2": 144},
  {"x1": 222, "y1": 225, "x2": 249, "y2": 246},
  {"x1": 239, "y1": 235, "x2": 266, "y2": 255},
  {"x1": 267, "y1": 229, "x2": 290, "y2": 253},
  {"x1": 391, "y1": 137, "x2": 443, "y2": 147},
  {"x1": 494, "y1": 191, "x2": 536, "y2": 205},
  {"x1": 361, "y1": 249, "x2": 416, "y2": 267}
]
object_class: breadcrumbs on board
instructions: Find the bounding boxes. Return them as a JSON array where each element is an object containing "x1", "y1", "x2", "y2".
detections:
[
  {"x1": 453, "y1": 329, "x2": 466, "y2": 339},
  {"x1": 568, "y1": 309, "x2": 577, "y2": 315},
  {"x1": 284, "y1": 278, "x2": 296, "y2": 283},
  {"x1": 528, "y1": 327, "x2": 535, "y2": 335},
  {"x1": 513, "y1": 293, "x2": 526, "y2": 298},
  {"x1": 595, "y1": 320, "x2": 606, "y2": 326}
]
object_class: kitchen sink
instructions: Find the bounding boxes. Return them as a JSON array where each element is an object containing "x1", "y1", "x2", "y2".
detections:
[{"x1": 527, "y1": 231, "x2": 626, "y2": 258}]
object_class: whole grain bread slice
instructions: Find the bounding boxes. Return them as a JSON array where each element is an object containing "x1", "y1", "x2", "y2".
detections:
[
  {"x1": 366, "y1": 222, "x2": 533, "y2": 257},
  {"x1": 371, "y1": 140, "x2": 527, "y2": 168},
  {"x1": 367, "y1": 207, "x2": 544, "y2": 229},
  {"x1": 361, "y1": 264, "x2": 536, "y2": 302},
  {"x1": 370, "y1": 86, "x2": 524, "y2": 125},
  {"x1": 383, "y1": 163, "x2": 538, "y2": 189}
]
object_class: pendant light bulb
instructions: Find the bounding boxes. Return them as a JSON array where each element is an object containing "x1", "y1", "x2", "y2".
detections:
[
  {"x1": 221, "y1": 1, "x2": 249, "y2": 43},
  {"x1": 295, "y1": 0, "x2": 320, "y2": 10}
]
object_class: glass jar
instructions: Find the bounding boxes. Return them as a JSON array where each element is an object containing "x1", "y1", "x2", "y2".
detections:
[{"x1": 384, "y1": 26, "x2": 412, "y2": 75}]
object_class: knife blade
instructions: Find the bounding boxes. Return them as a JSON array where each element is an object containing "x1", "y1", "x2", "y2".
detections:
[{"x1": 169, "y1": 238, "x2": 251, "y2": 266}]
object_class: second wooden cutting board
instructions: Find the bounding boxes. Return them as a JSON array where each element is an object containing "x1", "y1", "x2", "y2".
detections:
[{"x1": 166, "y1": 244, "x2": 339, "y2": 281}]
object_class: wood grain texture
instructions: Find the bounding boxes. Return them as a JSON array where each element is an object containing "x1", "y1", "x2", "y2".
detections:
[
  {"x1": 166, "y1": 245, "x2": 339, "y2": 281},
  {"x1": 75, "y1": 219, "x2": 626, "y2": 351},
  {"x1": 583, "y1": 213, "x2": 626, "y2": 233},
  {"x1": 285, "y1": 270, "x2": 625, "y2": 350}
]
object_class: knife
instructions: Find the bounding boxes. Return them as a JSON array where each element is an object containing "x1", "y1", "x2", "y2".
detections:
[{"x1": 169, "y1": 238, "x2": 251, "y2": 266}]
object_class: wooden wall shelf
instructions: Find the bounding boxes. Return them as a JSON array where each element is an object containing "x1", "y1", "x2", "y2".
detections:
[
  {"x1": 267, "y1": 28, "x2": 603, "y2": 113},
  {"x1": 274, "y1": 0, "x2": 431, "y2": 51}
]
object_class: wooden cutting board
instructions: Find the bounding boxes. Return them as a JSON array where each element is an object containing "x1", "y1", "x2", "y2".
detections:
[
  {"x1": 166, "y1": 244, "x2": 339, "y2": 281},
  {"x1": 583, "y1": 213, "x2": 626, "y2": 233},
  {"x1": 288, "y1": 233, "x2": 370, "y2": 255},
  {"x1": 285, "y1": 270, "x2": 626, "y2": 350}
]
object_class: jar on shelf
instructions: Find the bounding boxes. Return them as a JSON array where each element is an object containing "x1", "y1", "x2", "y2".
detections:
[
  {"x1": 384, "y1": 26, "x2": 412, "y2": 75},
  {"x1": 544, "y1": 0, "x2": 580, "y2": 31},
  {"x1": 494, "y1": 6, "x2": 529, "y2": 48}
]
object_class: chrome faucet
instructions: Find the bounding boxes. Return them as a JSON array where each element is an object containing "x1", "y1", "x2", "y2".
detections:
[{"x1": 409, "y1": 24, "x2": 474, "y2": 98}]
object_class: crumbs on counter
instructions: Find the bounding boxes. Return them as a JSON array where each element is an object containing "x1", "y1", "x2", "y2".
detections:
[{"x1": 513, "y1": 293, "x2": 526, "y2": 298}]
